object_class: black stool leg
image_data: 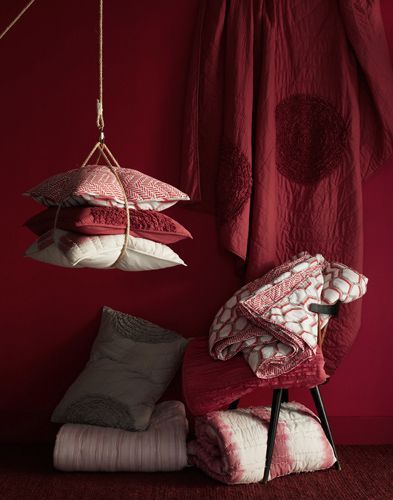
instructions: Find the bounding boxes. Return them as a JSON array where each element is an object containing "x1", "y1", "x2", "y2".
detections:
[
  {"x1": 310, "y1": 386, "x2": 341, "y2": 470},
  {"x1": 282, "y1": 389, "x2": 289, "y2": 403},
  {"x1": 228, "y1": 399, "x2": 240, "y2": 410},
  {"x1": 262, "y1": 389, "x2": 283, "y2": 483}
]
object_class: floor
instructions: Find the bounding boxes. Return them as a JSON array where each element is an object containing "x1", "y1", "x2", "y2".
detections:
[{"x1": 0, "y1": 445, "x2": 392, "y2": 500}]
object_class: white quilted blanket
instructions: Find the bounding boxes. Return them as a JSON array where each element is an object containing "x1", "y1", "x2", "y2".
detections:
[{"x1": 188, "y1": 402, "x2": 336, "y2": 483}]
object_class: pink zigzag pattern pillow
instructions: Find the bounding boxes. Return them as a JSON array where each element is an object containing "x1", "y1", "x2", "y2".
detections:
[{"x1": 24, "y1": 165, "x2": 190, "y2": 211}]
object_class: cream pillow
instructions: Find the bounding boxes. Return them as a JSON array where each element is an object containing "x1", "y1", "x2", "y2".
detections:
[{"x1": 25, "y1": 229, "x2": 186, "y2": 271}]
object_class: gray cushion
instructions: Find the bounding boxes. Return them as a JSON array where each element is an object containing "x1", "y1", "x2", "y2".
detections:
[{"x1": 51, "y1": 306, "x2": 188, "y2": 431}]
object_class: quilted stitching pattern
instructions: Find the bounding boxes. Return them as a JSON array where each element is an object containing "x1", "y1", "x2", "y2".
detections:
[
  {"x1": 188, "y1": 402, "x2": 336, "y2": 483},
  {"x1": 182, "y1": 337, "x2": 327, "y2": 416},
  {"x1": 54, "y1": 401, "x2": 189, "y2": 472}
]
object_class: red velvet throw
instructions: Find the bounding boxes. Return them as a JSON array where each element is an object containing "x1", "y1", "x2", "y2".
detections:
[
  {"x1": 181, "y1": 0, "x2": 393, "y2": 375},
  {"x1": 182, "y1": 337, "x2": 327, "y2": 416}
]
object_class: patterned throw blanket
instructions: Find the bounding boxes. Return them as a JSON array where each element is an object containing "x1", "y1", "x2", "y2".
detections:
[
  {"x1": 54, "y1": 401, "x2": 188, "y2": 472},
  {"x1": 209, "y1": 253, "x2": 367, "y2": 378},
  {"x1": 188, "y1": 402, "x2": 336, "y2": 483}
]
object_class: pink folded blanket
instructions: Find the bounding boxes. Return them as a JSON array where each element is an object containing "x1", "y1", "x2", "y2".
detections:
[
  {"x1": 209, "y1": 252, "x2": 368, "y2": 378},
  {"x1": 188, "y1": 402, "x2": 336, "y2": 484},
  {"x1": 54, "y1": 401, "x2": 188, "y2": 472}
]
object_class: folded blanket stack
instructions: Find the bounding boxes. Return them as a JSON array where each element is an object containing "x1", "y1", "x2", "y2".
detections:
[
  {"x1": 54, "y1": 401, "x2": 189, "y2": 472},
  {"x1": 188, "y1": 402, "x2": 336, "y2": 484},
  {"x1": 23, "y1": 165, "x2": 191, "y2": 271}
]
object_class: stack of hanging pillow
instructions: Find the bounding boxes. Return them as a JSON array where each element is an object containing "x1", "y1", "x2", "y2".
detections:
[
  {"x1": 51, "y1": 306, "x2": 189, "y2": 472},
  {"x1": 23, "y1": 165, "x2": 191, "y2": 270}
]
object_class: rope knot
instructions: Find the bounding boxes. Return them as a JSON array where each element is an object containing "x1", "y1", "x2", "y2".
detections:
[{"x1": 96, "y1": 99, "x2": 104, "y2": 129}]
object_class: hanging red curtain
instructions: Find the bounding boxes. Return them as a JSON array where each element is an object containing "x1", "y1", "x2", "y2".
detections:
[{"x1": 181, "y1": 0, "x2": 393, "y2": 375}]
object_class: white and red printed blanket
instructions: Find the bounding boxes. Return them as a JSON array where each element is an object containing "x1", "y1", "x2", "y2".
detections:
[
  {"x1": 209, "y1": 253, "x2": 367, "y2": 378},
  {"x1": 188, "y1": 402, "x2": 336, "y2": 484}
]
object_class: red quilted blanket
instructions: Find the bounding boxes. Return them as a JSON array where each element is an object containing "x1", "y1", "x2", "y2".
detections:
[
  {"x1": 182, "y1": 337, "x2": 327, "y2": 416},
  {"x1": 181, "y1": 0, "x2": 393, "y2": 375}
]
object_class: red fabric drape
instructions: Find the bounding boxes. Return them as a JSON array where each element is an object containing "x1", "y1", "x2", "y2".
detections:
[{"x1": 181, "y1": 0, "x2": 393, "y2": 375}]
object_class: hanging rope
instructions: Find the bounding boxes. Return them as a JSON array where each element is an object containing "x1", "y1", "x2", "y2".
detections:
[
  {"x1": 54, "y1": 0, "x2": 129, "y2": 268},
  {"x1": 99, "y1": 147, "x2": 131, "y2": 267},
  {"x1": 81, "y1": 0, "x2": 130, "y2": 267},
  {"x1": 0, "y1": 0, "x2": 37, "y2": 41},
  {"x1": 97, "y1": 0, "x2": 105, "y2": 141}
]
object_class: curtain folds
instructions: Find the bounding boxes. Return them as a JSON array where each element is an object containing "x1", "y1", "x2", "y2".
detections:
[{"x1": 181, "y1": 0, "x2": 393, "y2": 375}]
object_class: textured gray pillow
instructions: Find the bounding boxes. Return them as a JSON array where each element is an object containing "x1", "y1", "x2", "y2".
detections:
[{"x1": 51, "y1": 306, "x2": 188, "y2": 431}]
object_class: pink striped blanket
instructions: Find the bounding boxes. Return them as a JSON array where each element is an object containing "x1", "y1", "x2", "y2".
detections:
[
  {"x1": 188, "y1": 402, "x2": 336, "y2": 483},
  {"x1": 54, "y1": 401, "x2": 188, "y2": 472}
]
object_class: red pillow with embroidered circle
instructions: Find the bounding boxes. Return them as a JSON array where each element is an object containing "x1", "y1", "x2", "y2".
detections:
[{"x1": 24, "y1": 206, "x2": 192, "y2": 245}]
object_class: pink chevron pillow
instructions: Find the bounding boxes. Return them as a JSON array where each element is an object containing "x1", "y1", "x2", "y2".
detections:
[{"x1": 24, "y1": 165, "x2": 190, "y2": 211}]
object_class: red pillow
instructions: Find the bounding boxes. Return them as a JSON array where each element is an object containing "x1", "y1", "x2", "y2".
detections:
[{"x1": 24, "y1": 207, "x2": 192, "y2": 245}]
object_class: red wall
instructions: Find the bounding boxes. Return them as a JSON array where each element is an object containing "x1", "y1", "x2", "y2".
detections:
[{"x1": 0, "y1": 0, "x2": 392, "y2": 444}]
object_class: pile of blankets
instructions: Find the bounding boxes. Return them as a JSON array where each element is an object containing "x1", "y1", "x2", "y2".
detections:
[
  {"x1": 54, "y1": 401, "x2": 189, "y2": 472},
  {"x1": 54, "y1": 398, "x2": 336, "y2": 483}
]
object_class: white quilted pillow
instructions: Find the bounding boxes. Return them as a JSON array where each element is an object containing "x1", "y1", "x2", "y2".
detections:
[{"x1": 25, "y1": 229, "x2": 186, "y2": 271}]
